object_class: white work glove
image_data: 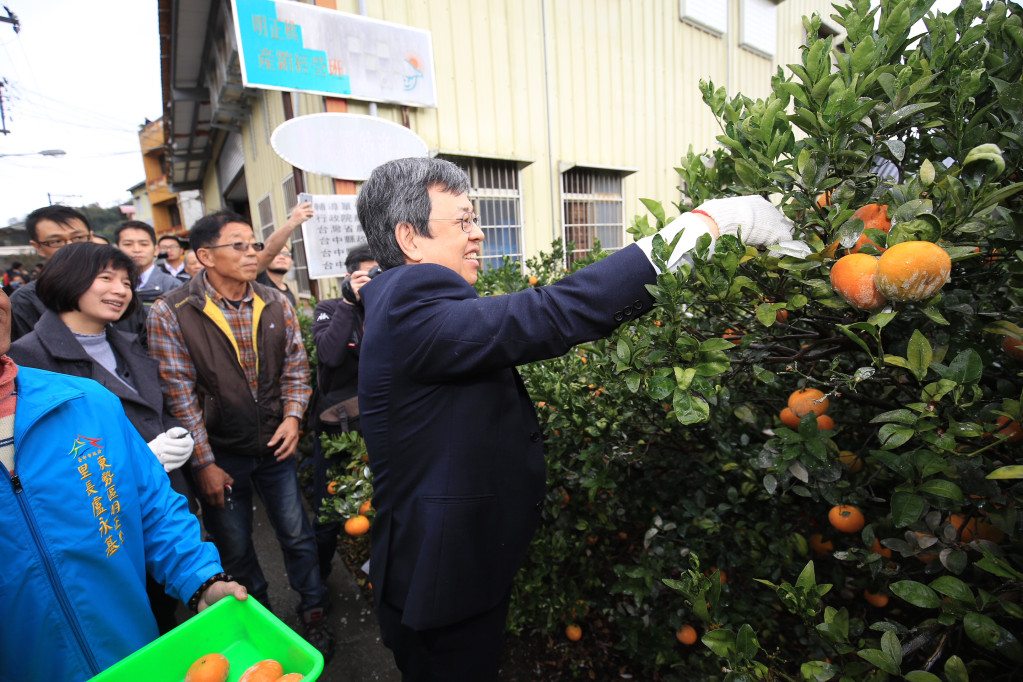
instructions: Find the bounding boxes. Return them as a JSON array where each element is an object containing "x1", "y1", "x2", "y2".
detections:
[
  {"x1": 637, "y1": 196, "x2": 794, "y2": 274},
  {"x1": 698, "y1": 195, "x2": 793, "y2": 247},
  {"x1": 148, "y1": 427, "x2": 194, "y2": 472}
]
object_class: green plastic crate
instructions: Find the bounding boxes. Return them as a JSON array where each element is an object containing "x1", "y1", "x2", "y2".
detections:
[{"x1": 89, "y1": 596, "x2": 323, "y2": 681}]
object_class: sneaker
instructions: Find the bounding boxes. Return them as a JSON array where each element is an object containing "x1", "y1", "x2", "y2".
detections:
[{"x1": 301, "y1": 607, "x2": 335, "y2": 662}]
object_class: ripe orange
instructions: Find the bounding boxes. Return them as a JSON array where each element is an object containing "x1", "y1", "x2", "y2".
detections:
[
  {"x1": 277, "y1": 675, "x2": 305, "y2": 682},
  {"x1": 836, "y1": 450, "x2": 863, "y2": 472},
  {"x1": 775, "y1": 308, "x2": 789, "y2": 324},
  {"x1": 565, "y1": 624, "x2": 583, "y2": 641},
  {"x1": 949, "y1": 514, "x2": 1006, "y2": 543},
  {"x1": 359, "y1": 498, "x2": 374, "y2": 515},
  {"x1": 830, "y1": 253, "x2": 888, "y2": 310},
  {"x1": 1002, "y1": 336, "x2": 1023, "y2": 362},
  {"x1": 345, "y1": 515, "x2": 371, "y2": 536},
  {"x1": 326, "y1": 481, "x2": 341, "y2": 496},
  {"x1": 237, "y1": 660, "x2": 284, "y2": 682},
  {"x1": 848, "y1": 204, "x2": 891, "y2": 254},
  {"x1": 809, "y1": 533, "x2": 834, "y2": 555},
  {"x1": 723, "y1": 328, "x2": 746, "y2": 345},
  {"x1": 788, "y1": 388, "x2": 829, "y2": 418},
  {"x1": 816, "y1": 414, "x2": 835, "y2": 431},
  {"x1": 779, "y1": 408, "x2": 801, "y2": 429},
  {"x1": 828, "y1": 504, "x2": 865, "y2": 534},
  {"x1": 815, "y1": 190, "x2": 833, "y2": 210},
  {"x1": 676, "y1": 624, "x2": 699, "y2": 645},
  {"x1": 528, "y1": 275, "x2": 539, "y2": 286},
  {"x1": 875, "y1": 241, "x2": 951, "y2": 302},
  {"x1": 996, "y1": 416, "x2": 1023, "y2": 443},
  {"x1": 863, "y1": 589, "x2": 889, "y2": 608},
  {"x1": 870, "y1": 537, "x2": 892, "y2": 558},
  {"x1": 185, "y1": 653, "x2": 230, "y2": 682}
]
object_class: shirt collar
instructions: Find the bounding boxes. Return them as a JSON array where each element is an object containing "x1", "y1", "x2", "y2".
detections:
[{"x1": 201, "y1": 271, "x2": 254, "y2": 307}]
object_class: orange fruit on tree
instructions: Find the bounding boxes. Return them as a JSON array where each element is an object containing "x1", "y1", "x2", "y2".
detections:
[
  {"x1": 816, "y1": 414, "x2": 835, "y2": 431},
  {"x1": 870, "y1": 537, "x2": 893, "y2": 558},
  {"x1": 565, "y1": 624, "x2": 583, "y2": 641},
  {"x1": 996, "y1": 416, "x2": 1023, "y2": 443},
  {"x1": 528, "y1": 275, "x2": 539, "y2": 286},
  {"x1": 779, "y1": 408, "x2": 801, "y2": 429},
  {"x1": 723, "y1": 328, "x2": 746, "y2": 345},
  {"x1": 1002, "y1": 336, "x2": 1023, "y2": 362},
  {"x1": 863, "y1": 589, "x2": 889, "y2": 608},
  {"x1": 836, "y1": 450, "x2": 863, "y2": 472},
  {"x1": 815, "y1": 190, "x2": 833, "y2": 210},
  {"x1": 788, "y1": 388, "x2": 829, "y2": 418},
  {"x1": 345, "y1": 515, "x2": 371, "y2": 536},
  {"x1": 359, "y1": 498, "x2": 374, "y2": 515},
  {"x1": 326, "y1": 480, "x2": 341, "y2": 496},
  {"x1": 848, "y1": 204, "x2": 891, "y2": 254},
  {"x1": 830, "y1": 253, "x2": 888, "y2": 310},
  {"x1": 949, "y1": 514, "x2": 1006, "y2": 543},
  {"x1": 676, "y1": 624, "x2": 699, "y2": 645},
  {"x1": 185, "y1": 653, "x2": 230, "y2": 682},
  {"x1": 828, "y1": 504, "x2": 865, "y2": 534},
  {"x1": 809, "y1": 533, "x2": 834, "y2": 555},
  {"x1": 237, "y1": 660, "x2": 284, "y2": 682},
  {"x1": 874, "y1": 241, "x2": 951, "y2": 302}
]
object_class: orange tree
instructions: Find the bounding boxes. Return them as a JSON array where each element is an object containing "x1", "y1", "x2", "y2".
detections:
[{"x1": 479, "y1": 1, "x2": 1023, "y2": 680}]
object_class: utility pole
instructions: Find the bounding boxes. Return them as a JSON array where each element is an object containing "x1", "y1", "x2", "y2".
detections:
[{"x1": 0, "y1": 7, "x2": 18, "y2": 135}]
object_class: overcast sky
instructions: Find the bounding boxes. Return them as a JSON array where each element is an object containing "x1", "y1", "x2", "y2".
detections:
[{"x1": 0, "y1": 0, "x2": 965, "y2": 227}]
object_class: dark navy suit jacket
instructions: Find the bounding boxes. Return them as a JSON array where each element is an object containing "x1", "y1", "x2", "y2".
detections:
[{"x1": 358, "y1": 244, "x2": 656, "y2": 630}]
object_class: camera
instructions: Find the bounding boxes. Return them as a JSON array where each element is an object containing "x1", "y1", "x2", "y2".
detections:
[{"x1": 341, "y1": 265, "x2": 381, "y2": 304}]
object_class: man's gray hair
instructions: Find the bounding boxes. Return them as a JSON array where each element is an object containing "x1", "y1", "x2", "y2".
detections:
[{"x1": 356, "y1": 157, "x2": 470, "y2": 270}]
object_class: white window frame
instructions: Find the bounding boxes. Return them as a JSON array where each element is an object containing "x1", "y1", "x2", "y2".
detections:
[
  {"x1": 560, "y1": 166, "x2": 627, "y2": 266},
  {"x1": 281, "y1": 174, "x2": 310, "y2": 297}
]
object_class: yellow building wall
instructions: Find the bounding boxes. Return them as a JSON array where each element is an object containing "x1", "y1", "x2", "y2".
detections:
[{"x1": 222, "y1": 0, "x2": 836, "y2": 270}]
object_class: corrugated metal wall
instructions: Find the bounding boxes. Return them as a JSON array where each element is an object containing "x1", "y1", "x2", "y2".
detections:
[{"x1": 234, "y1": 0, "x2": 837, "y2": 275}]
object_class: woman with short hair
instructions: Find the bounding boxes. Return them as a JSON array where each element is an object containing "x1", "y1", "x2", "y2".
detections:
[{"x1": 8, "y1": 241, "x2": 196, "y2": 633}]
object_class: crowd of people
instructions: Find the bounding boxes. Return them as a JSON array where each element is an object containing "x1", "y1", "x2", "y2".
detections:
[{"x1": 0, "y1": 158, "x2": 792, "y2": 682}]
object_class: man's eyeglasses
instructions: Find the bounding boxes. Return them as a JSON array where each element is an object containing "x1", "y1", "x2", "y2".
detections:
[
  {"x1": 428, "y1": 212, "x2": 481, "y2": 234},
  {"x1": 203, "y1": 241, "x2": 266, "y2": 253},
  {"x1": 36, "y1": 234, "x2": 91, "y2": 249}
]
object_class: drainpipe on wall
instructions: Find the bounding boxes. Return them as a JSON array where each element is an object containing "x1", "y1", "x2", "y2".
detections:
[{"x1": 541, "y1": 0, "x2": 559, "y2": 244}]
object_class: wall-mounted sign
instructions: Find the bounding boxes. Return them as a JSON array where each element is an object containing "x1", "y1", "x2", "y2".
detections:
[
  {"x1": 299, "y1": 192, "x2": 367, "y2": 279},
  {"x1": 232, "y1": 0, "x2": 437, "y2": 108}
]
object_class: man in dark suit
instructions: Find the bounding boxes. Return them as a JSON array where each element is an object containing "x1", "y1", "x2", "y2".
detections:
[{"x1": 356, "y1": 157, "x2": 793, "y2": 680}]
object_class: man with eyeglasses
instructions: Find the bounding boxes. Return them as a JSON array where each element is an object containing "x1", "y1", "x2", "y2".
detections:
[
  {"x1": 147, "y1": 211, "x2": 335, "y2": 660},
  {"x1": 355, "y1": 157, "x2": 794, "y2": 680},
  {"x1": 9, "y1": 205, "x2": 93, "y2": 340}
]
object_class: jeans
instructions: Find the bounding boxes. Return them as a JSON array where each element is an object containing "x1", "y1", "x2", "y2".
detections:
[{"x1": 200, "y1": 449, "x2": 328, "y2": 615}]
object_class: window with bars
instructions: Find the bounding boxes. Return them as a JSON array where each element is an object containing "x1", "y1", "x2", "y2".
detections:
[
  {"x1": 257, "y1": 194, "x2": 274, "y2": 240},
  {"x1": 281, "y1": 174, "x2": 310, "y2": 296},
  {"x1": 440, "y1": 155, "x2": 523, "y2": 271},
  {"x1": 561, "y1": 167, "x2": 625, "y2": 266}
]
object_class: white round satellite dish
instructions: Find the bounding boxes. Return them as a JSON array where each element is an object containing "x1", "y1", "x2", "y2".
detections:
[{"x1": 271, "y1": 113, "x2": 429, "y2": 181}]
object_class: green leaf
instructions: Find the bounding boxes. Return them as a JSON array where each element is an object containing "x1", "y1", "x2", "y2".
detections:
[
  {"x1": 646, "y1": 374, "x2": 674, "y2": 401},
  {"x1": 673, "y1": 390, "x2": 710, "y2": 425},
  {"x1": 891, "y1": 491, "x2": 926, "y2": 527},
  {"x1": 702, "y1": 628, "x2": 737, "y2": 658},
  {"x1": 624, "y1": 371, "x2": 641, "y2": 393},
  {"x1": 857, "y1": 648, "x2": 901, "y2": 675},
  {"x1": 917, "y1": 479, "x2": 963, "y2": 502},
  {"x1": 944, "y1": 656, "x2": 969, "y2": 682},
  {"x1": 881, "y1": 630, "x2": 903, "y2": 667},
  {"x1": 891, "y1": 581, "x2": 942, "y2": 609},
  {"x1": 987, "y1": 465, "x2": 1023, "y2": 479},
  {"x1": 735, "y1": 624, "x2": 760, "y2": 660},
  {"x1": 639, "y1": 198, "x2": 666, "y2": 226},
  {"x1": 963, "y1": 612, "x2": 1023, "y2": 662},
  {"x1": 948, "y1": 349, "x2": 983, "y2": 385},
  {"x1": 880, "y1": 102, "x2": 939, "y2": 130},
  {"x1": 905, "y1": 672, "x2": 942, "y2": 682},
  {"x1": 906, "y1": 330, "x2": 933, "y2": 381},
  {"x1": 700, "y1": 337, "x2": 738, "y2": 352},
  {"x1": 930, "y1": 576, "x2": 974, "y2": 603},
  {"x1": 796, "y1": 560, "x2": 817, "y2": 592},
  {"x1": 975, "y1": 553, "x2": 1023, "y2": 581},
  {"x1": 878, "y1": 423, "x2": 914, "y2": 449}
]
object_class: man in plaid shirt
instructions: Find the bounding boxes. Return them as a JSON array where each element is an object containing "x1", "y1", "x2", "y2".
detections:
[{"x1": 148, "y1": 211, "x2": 334, "y2": 660}]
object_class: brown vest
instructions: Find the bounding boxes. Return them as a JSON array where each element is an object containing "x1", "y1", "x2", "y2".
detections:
[{"x1": 163, "y1": 277, "x2": 288, "y2": 457}]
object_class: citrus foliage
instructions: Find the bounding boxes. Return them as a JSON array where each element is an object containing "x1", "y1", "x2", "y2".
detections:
[{"x1": 490, "y1": 1, "x2": 1023, "y2": 679}]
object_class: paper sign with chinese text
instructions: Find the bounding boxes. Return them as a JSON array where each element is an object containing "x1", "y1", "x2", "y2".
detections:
[{"x1": 300, "y1": 193, "x2": 367, "y2": 279}]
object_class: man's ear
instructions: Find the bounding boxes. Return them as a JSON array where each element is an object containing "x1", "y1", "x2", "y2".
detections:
[{"x1": 395, "y1": 222, "x2": 423, "y2": 264}]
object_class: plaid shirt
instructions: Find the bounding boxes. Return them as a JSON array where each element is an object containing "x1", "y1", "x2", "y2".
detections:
[{"x1": 148, "y1": 274, "x2": 311, "y2": 468}]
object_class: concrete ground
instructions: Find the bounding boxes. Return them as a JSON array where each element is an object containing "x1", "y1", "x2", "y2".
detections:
[{"x1": 175, "y1": 496, "x2": 401, "y2": 682}]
